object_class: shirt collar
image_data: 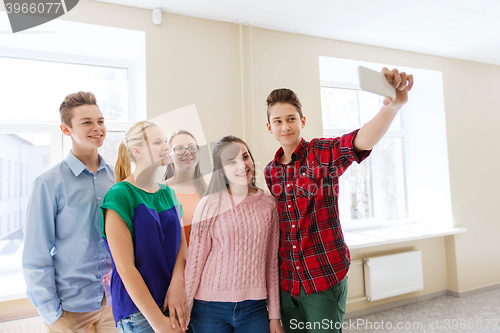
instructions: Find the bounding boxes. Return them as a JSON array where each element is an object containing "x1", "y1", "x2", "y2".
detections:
[
  {"x1": 65, "y1": 150, "x2": 107, "y2": 177},
  {"x1": 273, "y1": 138, "x2": 308, "y2": 165}
]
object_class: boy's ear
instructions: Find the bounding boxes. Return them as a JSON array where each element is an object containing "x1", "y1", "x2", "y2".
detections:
[
  {"x1": 266, "y1": 122, "x2": 273, "y2": 134},
  {"x1": 301, "y1": 116, "x2": 306, "y2": 129},
  {"x1": 60, "y1": 124, "x2": 72, "y2": 137}
]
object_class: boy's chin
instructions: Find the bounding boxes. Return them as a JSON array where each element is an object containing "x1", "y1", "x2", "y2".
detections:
[
  {"x1": 279, "y1": 136, "x2": 299, "y2": 145},
  {"x1": 75, "y1": 141, "x2": 104, "y2": 150}
]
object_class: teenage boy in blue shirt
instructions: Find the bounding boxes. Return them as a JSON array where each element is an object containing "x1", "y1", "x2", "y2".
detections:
[
  {"x1": 23, "y1": 92, "x2": 117, "y2": 332},
  {"x1": 264, "y1": 69, "x2": 413, "y2": 333}
]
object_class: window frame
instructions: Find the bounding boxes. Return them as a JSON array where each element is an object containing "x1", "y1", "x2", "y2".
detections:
[
  {"x1": 0, "y1": 20, "x2": 146, "y2": 288},
  {"x1": 320, "y1": 81, "x2": 411, "y2": 231}
]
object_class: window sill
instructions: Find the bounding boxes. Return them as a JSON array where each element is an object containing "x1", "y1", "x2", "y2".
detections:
[{"x1": 344, "y1": 223, "x2": 467, "y2": 249}]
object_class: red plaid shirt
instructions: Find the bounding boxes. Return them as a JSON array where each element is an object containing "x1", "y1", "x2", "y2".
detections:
[{"x1": 264, "y1": 130, "x2": 371, "y2": 296}]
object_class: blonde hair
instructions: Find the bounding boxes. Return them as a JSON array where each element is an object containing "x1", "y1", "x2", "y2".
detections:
[
  {"x1": 115, "y1": 120, "x2": 159, "y2": 183},
  {"x1": 163, "y1": 129, "x2": 207, "y2": 197}
]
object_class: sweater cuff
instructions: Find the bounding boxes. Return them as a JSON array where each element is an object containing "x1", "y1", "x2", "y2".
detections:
[{"x1": 268, "y1": 303, "x2": 280, "y2": 320}]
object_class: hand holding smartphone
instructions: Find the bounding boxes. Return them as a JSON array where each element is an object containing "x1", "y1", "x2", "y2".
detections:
[{"x1": 357, "y1": 66, "x2": 396, "y2": 99}]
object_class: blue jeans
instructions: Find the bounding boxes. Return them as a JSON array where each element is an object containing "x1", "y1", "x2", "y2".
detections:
[
  {"x1": 117, "y1": 310, "x2": 194, "y2": 333},
  {"x1": 191, "y1": 299, "x2": 270, "y2": 333},
  {"x1": 117, "y1": 311, "x2": 154, "y2": 333}
]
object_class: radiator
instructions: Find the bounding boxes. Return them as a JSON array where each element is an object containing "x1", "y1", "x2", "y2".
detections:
[
  {"x1": 363, "y1": 250, "x2": 424, "y2": 301},
  {"x1": 0, "y1": 315, "x2": 44, "y2": 333}
]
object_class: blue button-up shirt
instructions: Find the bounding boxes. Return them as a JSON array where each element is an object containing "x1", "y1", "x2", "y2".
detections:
[{"x1": 22, "y1": 151, "x2": 115, "y2": 324}]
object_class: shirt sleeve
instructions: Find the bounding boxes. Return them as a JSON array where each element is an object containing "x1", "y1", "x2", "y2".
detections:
[
  {"x1": 265, "y1": 202, "x2": 281, "y2": 319},
  {"x1": 315, "y1": 130, "x2": 371, "y2": 178},
  {"x1": 100, "y1": 185, "x2": 135, "y2": 239},
  {"x1": 22, "y1": 177, "x2": 62, "y2": 324},
  {"x1": 184, "y1": 197, "x2": 212, "y2": 314},
  {"x1": 167, "y1": 185, "x2": 184, "y2": 220}
]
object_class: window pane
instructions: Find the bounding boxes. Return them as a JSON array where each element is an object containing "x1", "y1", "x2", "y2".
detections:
[
  {"x1": 371, "y1": 138, "x2": 407, "y2": 220},
  {"x1": 340, "y1": 158, "x2": 373, "y2": 220},
  {"x1": 321, "y1": 87, "x2": 360, "y2": 129},
  {"x1": 321, "y1": 87, "x2": 402, "y2": 131},
  {"x1": 358, "y1": 90, "x2": 402, "y2": 131},
  {"x1": 0, "y1": 57, "x2": 128, "y2": 123},
  {"x1": 358, "y1": 91, "x2": 384, "y2": 126},
  {"x1": 0, "y1": 134, "x2": 51, "y2": 273}
]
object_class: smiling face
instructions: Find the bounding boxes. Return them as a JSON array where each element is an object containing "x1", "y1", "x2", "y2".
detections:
[
  {"x1": 170, "y1": 133, "x2": 199, "y2": 172},
  {"x1": 61, "y1": 104, "x2": 106, "y2": 152},
  {"x1": 267, "y1": 102, "x2": 306, "y2": 149},
  {"x1": 221, "y1": 142, "x2": 255, "y2": 187},
  {"x1": 132, "y1": 126, "x2": 170, "y2": 167}
]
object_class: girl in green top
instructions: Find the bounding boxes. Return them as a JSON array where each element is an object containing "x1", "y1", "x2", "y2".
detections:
[{"x1": 101, "y1": 120, "x2": 189, "y2": 333}]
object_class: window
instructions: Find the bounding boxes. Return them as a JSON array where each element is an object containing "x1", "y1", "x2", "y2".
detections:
[
  {"x1": 321, "y1": 86, "x2": 409, "y2": 229},
  {"x1": 0, "y1": 159, "x2": 3, "y2": 201},
  {"x1": 8, "y1": 160, "x2": 13, "y2": 200},
  {"x1": 0, "y1": 14, "x2": 146, "y2": 294},
  {"x1": 319, "y1": 57, "x2": 453, "y2": 232}
]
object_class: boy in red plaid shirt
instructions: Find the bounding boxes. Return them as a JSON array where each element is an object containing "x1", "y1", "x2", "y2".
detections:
[{"x1": 264, "y1": 68, "x2": 413, "y2": 332}]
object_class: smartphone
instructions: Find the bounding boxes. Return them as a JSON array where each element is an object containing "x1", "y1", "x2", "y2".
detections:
[{"x1": 357, "y1": 66, "x2": 396, "y2": 99}]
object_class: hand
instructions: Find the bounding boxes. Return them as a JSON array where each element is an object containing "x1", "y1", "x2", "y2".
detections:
[
  {"x1": 381, "y1": 67, "x2": 414, "y2": 107},
  {"x1": 151, "y1": 316, "x2": 183, "y2": 333},
  {"x1": 163, "y1": 277, "x2": 189, "y2": 331},
  {"x1": 270, "y1": 319, "x2": 285, "y2": 333}
]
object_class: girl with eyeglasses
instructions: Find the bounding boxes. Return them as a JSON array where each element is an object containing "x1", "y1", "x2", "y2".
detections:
[
  {"x1": 163, "y1": 130, "x2": 207, "y2": 247},
  {"x1": 184, "y1": 136, "x2": 284, "y2": 333}
]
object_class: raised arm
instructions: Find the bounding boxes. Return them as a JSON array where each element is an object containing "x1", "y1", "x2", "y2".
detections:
[
  {"x1": 22, "y1": 178, "x2": 61, "y2": 325},
  {"x1": 354, "y1": 68, "x2": 414, "y2": 152},
  {"x1": 105, "y1": 209, "x2": 181, "y2": 333}
]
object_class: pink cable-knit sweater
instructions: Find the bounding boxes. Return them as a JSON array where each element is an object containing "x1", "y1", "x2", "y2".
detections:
[{"x1": 184, "y1": 189, "x2": 281, "y2": 319}]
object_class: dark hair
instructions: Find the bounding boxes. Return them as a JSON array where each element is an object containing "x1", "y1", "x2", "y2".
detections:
[
  {"x1": 163, "y1": 129, "x2": 207, "y2": 198},
  {"x1": 197, "y1": 135, "x2": 259, "y2": 235},
  {"x1": 266, "y1": 88, "x2": 303, "y2": 123},
  {"x1": 59, "y1": 91, "x2": 98, "y2": 127}
]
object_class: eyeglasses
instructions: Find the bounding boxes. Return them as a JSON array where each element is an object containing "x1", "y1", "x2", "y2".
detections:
[{"x1": 172, "y1": 145, "x2": 200, "y2": 156}]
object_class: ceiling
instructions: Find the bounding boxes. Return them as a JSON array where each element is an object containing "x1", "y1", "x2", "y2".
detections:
[{"x1": 94, "y1": 0, "x2": 500, "y2": 66}]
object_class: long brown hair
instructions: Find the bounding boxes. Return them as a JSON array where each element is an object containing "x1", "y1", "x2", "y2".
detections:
[
  {"x1": 163, "y1": 129, "x2": 207, "y2": 197},
  {"x1": 197, "y1": 135, "x2": 259, "y2": 235},
  {"x1": 115, "y1": 120, "x2": 159, "y2": 183}
]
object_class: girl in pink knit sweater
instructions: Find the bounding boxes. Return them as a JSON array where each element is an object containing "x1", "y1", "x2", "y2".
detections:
[{"x1": 184, "y1": 136, "x2": 284, "y2": 333}]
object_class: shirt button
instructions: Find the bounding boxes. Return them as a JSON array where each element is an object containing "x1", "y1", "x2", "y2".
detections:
[
  {"x1": 287, "y1": 184, "x2": 290, "y2": 187},
  {"x1": 288, "y1": 205, "x2": 291, "y2": 208},
  {"x1": 287, "y1": 165, "x2": 290, "y2": 168},
  {"x1": 94, "y1": 176, "x2": 97, "y2": 179},
  {"x1": 302, "y1": 173, "x2": 305, "y2": 176},
  {"x1": 292, "y1": 224, "x2": 295, "y2": 228},
  {"x1": 293, "y1": 245, "x2": 296, "y2": 249},
  {"x1": 296, "y1": 266, "x2": 300, "y2": 270},
  {"x1": 98, "y1": 197, "x2": 101, "y2": 200}
]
